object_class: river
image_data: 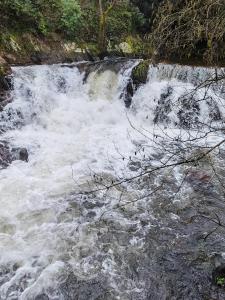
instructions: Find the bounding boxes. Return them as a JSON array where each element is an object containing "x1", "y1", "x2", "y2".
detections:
[{"x1": 0, "y1": 60, "x2": 225, "y2": 299}]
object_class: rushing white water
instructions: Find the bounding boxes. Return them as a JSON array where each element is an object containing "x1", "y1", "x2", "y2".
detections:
[
  {"x1": 0, "y1": 61, "x2": 225, "y2": 299},
  {"x1": 0, "y1": 61, "x2": 143, "y2": 299}
]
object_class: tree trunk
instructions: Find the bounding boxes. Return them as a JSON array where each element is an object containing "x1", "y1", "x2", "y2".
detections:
[
  {"x1": 98, "y1": 15, "x2": 107, "y2": 54},
  {"x1": 97, "y1": 0, "x2": 117, "y2": 55},
  {"x1": 98, "y1": 0, "x2": 107, "y2": 54}
]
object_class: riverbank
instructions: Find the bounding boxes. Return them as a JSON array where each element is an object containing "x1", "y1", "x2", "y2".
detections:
[{"x1": 0, "y1": 33, "x2": 91, "y2": 67}]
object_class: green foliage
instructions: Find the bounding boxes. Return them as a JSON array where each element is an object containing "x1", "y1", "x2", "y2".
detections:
[
  {"x1": 0, "y1": 0, "x2": 146, "y2": 52},
  {"x1": 216, "y1": 276, "x2": 225, "y2": 287},
  {"x1": 0, "y1": 0, "x2": 81, "y2": 37},
  {"x1": 107, "y1": 4, "x2": 145, "y2": 44},
  {"x1": 126, "y1": 35, "x2": 153, "y2": 57},
  {"x1": 150, "y1": 0, "x2": 225, "y2": 64},
  {"x1": 60, "y1": 0, "x2": 81, "y2": 37},
  {"x1": 70, "y1": 1, "x2": 144, "y2": 46},
  {"x1": 131, "y1": 60, "x2": 150, "y2": 86},
  {"x1": 130, "y1": 0, "x2": 163, "y2": 32},
  {"x1": 71, "y1": 6, "x2": 99, "y2": 43},
  {"x1": 2, "y1": 0, "x2": 223, "y2": 64}
]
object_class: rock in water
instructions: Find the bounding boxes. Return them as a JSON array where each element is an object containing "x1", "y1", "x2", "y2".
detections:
[
  {"x1": 11, "y1": 147, "x2": 29, "y2": 162},
  {"x1": 0, "y1": 60, "x2": 13, "y2": 111},
  {"x1": 124, "y1": 80, "x2": 134, "y2": 108},
  {"x1": 35, "y1": 294, "x2": 49, "y2": 300},
  {"x1": 59, "y1": 273, "x2": 109, "y2": 300},
  {"x1": 0, "y1": 142, "x2": 29, "y2": 168},
  {"x1": 0, "y1": 141, "x2": 12, "y2": 168}
]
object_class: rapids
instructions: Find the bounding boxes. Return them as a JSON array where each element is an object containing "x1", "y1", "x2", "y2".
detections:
[{"x1": 0, "y1": 60, "x2": 225, "y2": 299}]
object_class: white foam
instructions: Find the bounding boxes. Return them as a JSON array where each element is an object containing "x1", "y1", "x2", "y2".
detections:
[{"x1": 0, "y1": 61, "x2": 224, "y2": 298}]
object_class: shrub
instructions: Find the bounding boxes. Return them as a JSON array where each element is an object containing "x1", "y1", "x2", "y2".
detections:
[
  {"x1": 59, "y1": 0, "x2": 81, "y2": 37},
  {"x1": 150, "y1": 0, "x2": 225, "y2": 64}
]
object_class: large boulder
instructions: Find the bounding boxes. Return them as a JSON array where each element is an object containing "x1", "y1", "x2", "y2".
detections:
[{"x1": 131, "y1": 60, "x2": 150, "y2": 89}]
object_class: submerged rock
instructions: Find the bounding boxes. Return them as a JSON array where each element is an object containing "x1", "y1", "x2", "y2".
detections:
[
  {"x1": 154, "y1": 86, "x2": 173, "y2": 125},
  {"x1": 152, "y1": 84, "x2": 222, "y2": 129},
  {"x1": 0, "y1": 141, "x2": 29, "y2": 168},
  {"x1": 11, "y1": 147, "x2": 29, "y2": 162},
  {"x1": 0, "y1": 141, "x2": 12, "y2": 168},
  {"x1": 128, "y1": 160, "x2": 142, "y2": 171},
  {"x1": 64, "y1": 58, "x2": 132, "y2": 82},
  {"x1": 0, "y1": 59, "x2": 12, "y2": 111},
  {"x1": 35, "y1": 294, "x2": 49, "y2": 300},
  {"x1": 59, "y1": 273, "x2": 110, "y2": 300},
  {"x1": 123, "y1": 79, "x2": 134, "y2": 108}
]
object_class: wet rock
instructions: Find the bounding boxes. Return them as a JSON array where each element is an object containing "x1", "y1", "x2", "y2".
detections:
[
  {"x1": 0, "y1": 66, "x2": 13, "y2": 111},
  {"x1": 85, "y1": 49, "x2": 96, "y2": 62},
  {"x1": 0, "y1": 142, "x2": 29, "y2": 168},
  {"x1": 11, "y1": 147, "x2": 29, "y2": 162},
  {"x1": 35, "y1": 294, "x2": 49, "y2": 300},
  {"x1": 212, "y1": 265, "x2": 225, "y2": 287},
  {"x1": 0, "y1": 141, "x2": 12, "y2": 168},
  {"x1": 83, "y1": 201, "x2": 104, "y2": 210},
  {"x1": 59, "y1": 273, "x2": 110, "y2": 300},
  {"x1": 0, "y1": 56, "x2": 7, "y2": 66},
  {"x1": 74, "y1": 59, "x2": 138, "y2": 107},
  {"x1": 0, "y1": 94, "x2": 12, "y2": 111},
  {"x1": 123, "y1": 80, "x2": 134, "y2": 108},
  {"x1": 70, "y1": 58, "x2": 130, "y2": 82},
  {"x1": 57, "y1": 76, "x2": 67, "y2": 93},
  {"x1": 4, "y1": 76, "x2": 13, "y2": 90},
  {"x1": 0, "y1": 56, "x2": 12, "y2": 107},
  {"x1": 187, "y1": 170, "x2": 211, "y2": 183},
  {"x1": 186, "y1": 170, "x2": 213, "y2": 193},
  {"x1": 128, "y1": 160, "x2": 142, "y2": 171},
  {"x1": 0, "y1": 76, "x2": 11, "y2": 91},
  {"x1": 131, "y1": 60, "x2": 150, "y2": 89},
  {"x1": 151, "y1": 77, "x2": 222, "y2": 129},
  {"x1": 86, "y1": 211, "x2": 97, "y2": 218},
  {"x1": 207, "y1": 97, "x2": 221, "y2": 121},
  {"x1": 177, "y1": 95, "x2": 200, "y2": 128},
  {"x1": 0, "y1": 56, "x2": 12, "y2": 77},
  {"x1": 2, "y1": 54, "x2": 17, "y2": 64},
  {"x1": 30, "y1": 51, "x2": 49, "y2": 65},
  {"x1": 154, "y1": 86, "x2": 173, "y2": 125}
]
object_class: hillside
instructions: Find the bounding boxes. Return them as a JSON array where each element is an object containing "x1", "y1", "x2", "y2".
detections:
[{"x1": 1, "y1": 0, "x2": 225, "y2": 68}]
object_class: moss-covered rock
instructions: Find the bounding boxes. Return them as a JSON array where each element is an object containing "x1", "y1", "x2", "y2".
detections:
[{"x1": 131, "y1": 59, "x2": 150, "y2": 88}]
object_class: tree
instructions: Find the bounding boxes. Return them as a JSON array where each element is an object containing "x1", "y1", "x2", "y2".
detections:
[
  {"x1": 97, "y1": 0, "x2": 118, "y2": 54},
  {"x1": 60, "y1": 0, "x2": 81, "y2": 37},
  {"x1": 150, "y1": 0, "x2": 225, "y2": 64}
]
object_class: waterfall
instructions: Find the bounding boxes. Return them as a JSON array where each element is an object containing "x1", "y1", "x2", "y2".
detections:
[
  {"x1": 0, "y1": 60, "x2": 225, "y2": 299},
  {"x1": 0, "y1": 61, "x2": 140, "y2": 300},
  {"x1": 132, "y1": 63, "x2": 225, "y2": 130}
]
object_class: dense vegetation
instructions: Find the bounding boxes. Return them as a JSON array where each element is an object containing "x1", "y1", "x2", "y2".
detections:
[
  {"x1": 0, "y1": 1, "x2": 144, "y2": 41},
  {"x1": 150, "y1": 0, "x2": 225, "y2": 64},
  {"x1": 0, "y1": 0, "x2": 225, "y2": 64}
]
